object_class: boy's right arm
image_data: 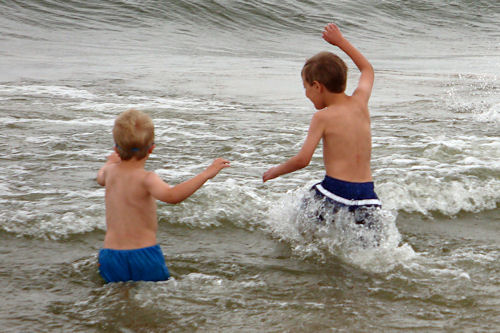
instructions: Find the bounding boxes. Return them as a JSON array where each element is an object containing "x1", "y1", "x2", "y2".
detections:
[
  {"x1": 322, "y1": 23, "x2": 374, "y2": 104},
  {"x1": 96, "y1": 152, "x2": 121, "y2": 186},
  {"x1": 145, "y1": 158, "x2": 230, "y2": 204},
  {"x1": 263, "y1": 111, "x2": 324, "y2": 182}
]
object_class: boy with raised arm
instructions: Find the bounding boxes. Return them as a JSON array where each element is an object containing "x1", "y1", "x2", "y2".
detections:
[
  {"x1": 263, "y1": 23, "x2": 381, "y2": 220},
  {"x1": 97, "y1": 109, "x2": 230, "y2": 283}
]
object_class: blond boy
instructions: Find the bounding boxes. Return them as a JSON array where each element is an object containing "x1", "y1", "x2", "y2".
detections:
[
  {"x1": 97, "y1": 109, "x2": 230, "y2": 283},
  {"x1": 263, "y1": 23, "x2": 381, "y2": 219}
]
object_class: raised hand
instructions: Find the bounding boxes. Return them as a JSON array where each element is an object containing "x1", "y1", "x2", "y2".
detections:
[{"x1": 322, "y1": 23, "x2": 345, "y2": 46}]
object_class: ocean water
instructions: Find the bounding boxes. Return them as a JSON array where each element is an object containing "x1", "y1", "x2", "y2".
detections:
[{"x1": 1, "y1": 0, "x2": 499, "y2": 332}]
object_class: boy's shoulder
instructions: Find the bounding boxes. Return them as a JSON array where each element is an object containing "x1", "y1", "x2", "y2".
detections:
[
  {"x1": 142, "y1": 169, "x2": 166, "y2": 187},
  {"x1": 315, "y1": 96, "x2": 368, "y2": 125},
  {"x1": 106, "y1": 162, "x2": 155, "y2": 179},
  {"x1": 310, "y1": 108, "x2": 330, "y2": 125},
  {"x1": 328, "y1": 94, "x2": 368, "y2": 113}
]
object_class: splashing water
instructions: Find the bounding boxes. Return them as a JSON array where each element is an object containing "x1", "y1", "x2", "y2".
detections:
[{"x1": 265, "y1": 185, "x2": 416, "y2": 272}]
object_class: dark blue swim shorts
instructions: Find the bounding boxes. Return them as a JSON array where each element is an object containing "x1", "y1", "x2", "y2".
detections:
[
  {"x1": 309, "y1": 175, "x2": 381, "y2": 225},
  {"x1": 98, "y1": 244, "x2": 170, "y2": 283},
  {"x1": 312, "y1": 175, "x2": 381, "y2": 208}
]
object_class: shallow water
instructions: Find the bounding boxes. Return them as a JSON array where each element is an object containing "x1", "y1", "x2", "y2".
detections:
[{"x1": 1, "y1": 0, "x2": 499, "y2": 332}]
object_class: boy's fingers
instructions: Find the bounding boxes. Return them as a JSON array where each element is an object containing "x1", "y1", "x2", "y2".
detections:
[
  {"x1": 216, "y1": 159, "x2": 230, "y2": 168},
  {"x1": 325, "y1": 23, "x2": 339, "y2": 33}
]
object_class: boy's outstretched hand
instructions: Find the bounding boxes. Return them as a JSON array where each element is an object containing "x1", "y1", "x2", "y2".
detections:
[
  {"x1": 322, "y1": 23, "x2": 345, "y2": 46},
  {"x1": 262, "y1": 166, "x2": 278, "y2": 183},
  {"x1": 205, "y1": 158, "x2": 230, "y2": 179}
]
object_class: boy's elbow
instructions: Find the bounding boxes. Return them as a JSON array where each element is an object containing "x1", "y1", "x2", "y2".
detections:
[
  {"x1": 364, "y1": 63, "x2": 374, "y2": 76},
  {"x1": 167, "y1": 197, "x2": 183, "y2": 204},
  {"x1": 161, "y1": 194, "x2": 182, "y2": 204},
  {"x1": 161, "y1": 191, "x2": 185, "y2": 204},
  {"x1": 152, "y1": 182, "x2": 183, "y2": 204}
]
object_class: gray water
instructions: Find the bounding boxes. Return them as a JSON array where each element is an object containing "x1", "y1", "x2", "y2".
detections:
[{"x1": 1, "y1": 0, "x2": 499, "y2": 332}]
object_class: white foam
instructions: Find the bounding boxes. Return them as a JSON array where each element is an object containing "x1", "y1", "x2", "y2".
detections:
[
  {"x1": 156, "y1": 177, "x2": 268, "y2": 229},
  {"x1": 378, "y1": 176, "x2": 500, "y2": 216},
  {"x1": 0, "y1": 84, "x2": 96, "y2": 99},
  {"x1": 0, "y1": 187, "x2": 106, "y2": 239},
  {"x1": 476, "y1": 103, "x2": 500, "y2": 123},
  {"x1": 0, "y1": 115, "x2": 114, "y2": 127},
  {"x1": 373, "y1": 131, "x2": 500, "y2": 216},
  {"x1": 185, "y1": 273, "x2": 223, "y2": 285}
]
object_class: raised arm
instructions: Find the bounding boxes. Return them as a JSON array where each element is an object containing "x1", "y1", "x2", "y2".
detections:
[
  {"x1": 263, "y1": 112, "x2": 324, "y2": 182},
  {"x1": 145, "y1": 158, "x2": 230, "y2": 204},
  {"x1": 322, "y1": 23, "x2": 374, "y2": 103}
]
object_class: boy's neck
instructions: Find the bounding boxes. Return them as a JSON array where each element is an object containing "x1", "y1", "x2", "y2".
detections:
[
  {"x1": 119, "y1": 156, "x2": 148, "y2": 169},
  {"x1": 322, "y1": 92, "x2": 348, "y2": 108}
]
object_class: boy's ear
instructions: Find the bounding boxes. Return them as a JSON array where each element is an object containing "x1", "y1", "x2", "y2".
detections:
[
  {"x1": 312, "y1": 80, "x2": 323, "y2": 91},
  {"x1": 149, "y1": 144, "x2": 155, "y2": 154}
]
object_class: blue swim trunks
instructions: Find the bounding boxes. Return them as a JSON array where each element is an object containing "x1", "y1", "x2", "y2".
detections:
[
  {"x1": 98, "y1": 244, "x2": 170, "y2": 283},
  {"x1": 313, "y1": 175, "x2": 381, "y2": 208},
  {"x1": 310, "y1": 175, "x2": 381, "y2": 225}
]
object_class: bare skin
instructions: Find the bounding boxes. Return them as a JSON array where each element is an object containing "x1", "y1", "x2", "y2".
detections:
[
  {"x1": 263, "y1": 23, "x2": 375, "y2": 183},
  {"x1": 97, "y1": 148, "x2": 230, "y2": 249}
]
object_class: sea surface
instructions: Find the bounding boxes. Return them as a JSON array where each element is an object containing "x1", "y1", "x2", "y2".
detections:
[{"x1": 1, "y1": 0, "x2": 499, "y2": 332}]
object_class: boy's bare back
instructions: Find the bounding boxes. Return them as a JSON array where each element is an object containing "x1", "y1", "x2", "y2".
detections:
[
  {"x1": 99, "y1": 152, "x2": 159, "y2": 249},
  {"x1": 316, "y1": 94, "x2": 373, "y2": 182}
]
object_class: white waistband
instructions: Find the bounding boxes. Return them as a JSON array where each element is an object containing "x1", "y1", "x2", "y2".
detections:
[{"x1": 315, "y1": 184, "x2": 382, "y2": 206}]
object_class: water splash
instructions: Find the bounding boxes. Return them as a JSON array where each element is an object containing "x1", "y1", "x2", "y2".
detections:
[
  {"x1": 445, "y1": 73, "x2": 499, "y2": 123},
  {"x1": 265, "y1": 186, "x2": 415, "y2": 272}
]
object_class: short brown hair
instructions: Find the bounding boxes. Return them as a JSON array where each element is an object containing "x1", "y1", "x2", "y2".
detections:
[
  {"x1": 113, "y1": 109, "x2": 154, "y2": 160},
  {"x1": 302, "y1": 51, "x2": 348, "y2": 93}
]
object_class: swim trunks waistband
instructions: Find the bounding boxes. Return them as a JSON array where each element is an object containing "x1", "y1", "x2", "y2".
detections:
[{"x1": 314, "y1": 175, "x2": 381, "y2": 207}]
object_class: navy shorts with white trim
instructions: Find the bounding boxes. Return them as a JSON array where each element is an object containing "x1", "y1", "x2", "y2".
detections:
[
  {"x1": 310, "y1": 175, "x2": 381, "y2": 225},
  {"x1": 313, "y1": 175, "x2": 381, "y2": 208}
]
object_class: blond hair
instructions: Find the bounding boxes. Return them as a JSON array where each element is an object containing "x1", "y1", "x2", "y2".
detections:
[
  {"x1": 113, "y1": 109, "x2": 154, "y2": 160},
  {"x1": 302, "y1": 51, "x2": 348, "y2": 93}
]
